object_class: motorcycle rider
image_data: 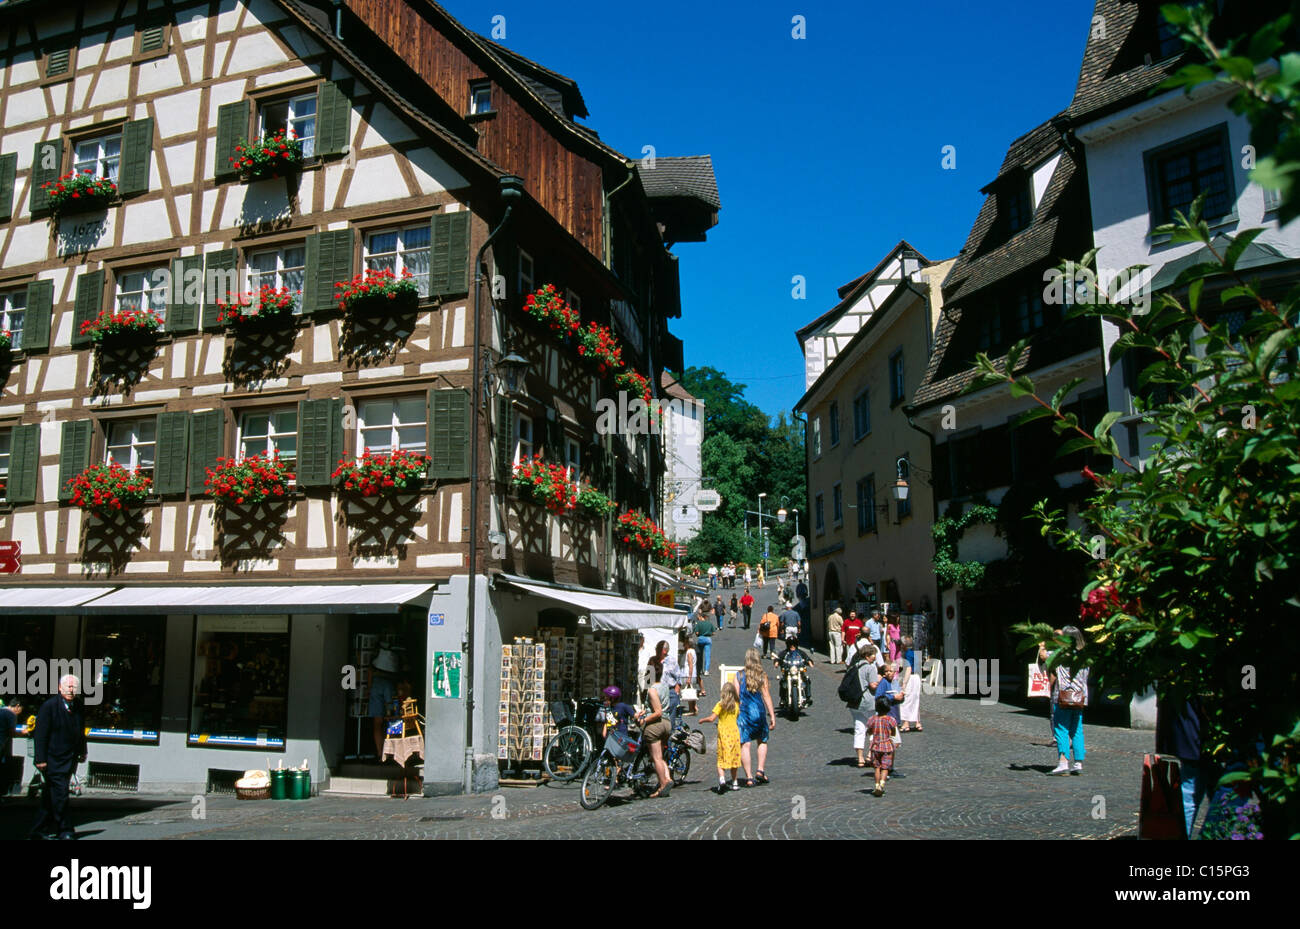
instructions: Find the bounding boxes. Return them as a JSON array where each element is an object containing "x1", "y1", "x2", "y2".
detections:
[{"x1": 773, "y1": 633, "x2": 814, "y2": 709}]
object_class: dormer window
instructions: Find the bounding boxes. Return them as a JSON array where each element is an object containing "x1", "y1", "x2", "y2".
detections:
[
  {"x1": 261, "y1": 94, "x2": 316, "y2": 158},
  {"x1": 470, "y1": 80, "x2": 492, "y2": 115},
  {"x1": 1003, "y1": 181, "x2": 1032, "y2": 236}
]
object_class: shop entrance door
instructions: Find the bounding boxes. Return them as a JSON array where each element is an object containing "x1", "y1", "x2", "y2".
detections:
[{"x1": 343, "y1": 611, "x2": 427, "y2": 764}]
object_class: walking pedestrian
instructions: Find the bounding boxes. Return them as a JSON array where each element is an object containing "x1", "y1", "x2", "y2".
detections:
[
  {"x1": 735, "y1": 648, "x2": 777, "y2": 788},
  {"x1": 1048, "y1": 626, "x2": 1089, "y2": 775},
  {"x1": 729, "y1": 593, "x2": 739, "y2": 629},
  {"x1": 744, "y1": 566, "x2": 753, "y2": 588},
  {"x1": 827, "y1": 608, "x2": 844, "y2": 665},
  {"x1": 866, "y1": 611, "x2": 884, "y2": 654},
  {"x1": 899, "y1": 643, "x2": 923, "y2": 732},
  {"x1": 709, "y1": 564, "x2": 718, "y2": 589},
  {"x1": 740, "y1": 588, "x2": 755, "y2": 629},
  {"x1": 636, "y1": 672, "x2": 674, "y2": 798},
  {"x1": 680, "y1": 632, "x2": 698, "y2": 716},
  {"x1": 849, "y1": 641, "x2": 882, "y2": 767},
  {"x1": 699, "y1": 682, "x2": 742, "y2": 793},
  {"x1": 693, "y1": 606, "x2": 717, "y2": 698},
  {"x1": 779, "y1": 600, "x2": 801, "y2": 642},
  {"x1": 843, "y1": 610, "x2": 864, "y2": 655},
  {"x1": 1155, "y1": 694, "x2": 1214, "y2": 838},
  {"x1": 30, "y1": 675, "x2": 87, "y2": 840},
  {"x1": 886, "y1": 616, "x2": 902, "y2": 663},
  {"x1": 761, "y1": 605, "x2": 780, "y2": 656},
  {"x1": 868, "y1": 696, "x2": 898, "y2": 797},
  {"x1": 0, "y1": 697, "x2": 23, "y2": 803},
  {"x1": 757, "y1": 565, "x2": 765, "y2": 588},
  {"x1": 714, "y1": 594, "x2": 727, "y2": 629}
]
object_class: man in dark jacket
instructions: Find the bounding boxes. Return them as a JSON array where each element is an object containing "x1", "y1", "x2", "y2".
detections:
[
  {"x1": 31, "y1": 675, "x2": 87, "y2": 840},
  {"x1": 1, "y1": 697, "x2": 24, "y2": 802}
]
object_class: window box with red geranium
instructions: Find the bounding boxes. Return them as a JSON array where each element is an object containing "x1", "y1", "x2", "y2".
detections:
[
  {"x1": 511, "y1": 455, "x2": 577, "y2": 516},
  {"x1": 576, "y1": 321, "x2": 624, "y2": 378},
  {"x1": 41, "y1": 170, "x2": 118, "y2": 216},
  {"x1": 230, "y1": 130, "x2": 303, "y2": 181},
  {"x1": 204, "y1": 453, "x2": 295, "y2": 505},
  {"x1": 65, "y1": 463, "x2": 152, "y2": 517},
  {"x1": 215, "y1": 285, "x2": 298, "y2": 332},
  {"x1": 0, "y1": 330, "x2": 12, "y2": 355},
  {"x1": 575, "y1": 483, "x2": 616, "y2": 519},
  {"x1": 616, "y1": 508, "x2": 672, "y2": 558},
  {"x1": 335, "y1": 268, "x2": 421, "y2": 316},
  {"x1": 522, "y1": 284, "x2": 581, "y2": 336},
  {"x1": 333, "y1": 448, "x2": 430, "y2": 497},
  {"x1": 79, "y1": 307, "x2": 163, "y2": 349}
]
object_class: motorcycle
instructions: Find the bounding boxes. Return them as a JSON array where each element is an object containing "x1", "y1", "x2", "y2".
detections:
[{"x1": 774, "y1": 658, "x2": 810, "y2": 719}]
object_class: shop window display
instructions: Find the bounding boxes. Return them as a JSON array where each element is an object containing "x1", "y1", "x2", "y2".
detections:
[
  {"x1": 0, "y1": 618, "x2": 55, "y2": 735},
  {"x1": 81, "y1": 616, "x2": 165, "y2": 742},
  {"x1": 189, "y1": 616, "x2": 290, "y2": 749}
]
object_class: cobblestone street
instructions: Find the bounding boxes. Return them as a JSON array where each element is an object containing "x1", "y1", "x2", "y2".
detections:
[{"x1": 1, "y1": 622, "x2": 1152, "y2": 840}]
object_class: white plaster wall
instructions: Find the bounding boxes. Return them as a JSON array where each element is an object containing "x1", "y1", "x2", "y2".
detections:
[
  {"x1": 407, "y1": 147, "x2": 468, "y2": 194},
  {"x1": 1031, "y1": 152, "x2": 1061, "y2": 208}
]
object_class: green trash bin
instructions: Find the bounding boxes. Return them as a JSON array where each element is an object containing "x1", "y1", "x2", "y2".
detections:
[
  {"x1": 270, "y1": 769, "x2": 288, "y2": 800},
  {"x1": 288, "y1": 768, "x2": 310, "y2": 799}
]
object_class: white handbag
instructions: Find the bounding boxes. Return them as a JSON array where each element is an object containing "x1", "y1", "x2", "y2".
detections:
[{"x1": 681, "y1": 686, "x2": 698, "y2": 701}]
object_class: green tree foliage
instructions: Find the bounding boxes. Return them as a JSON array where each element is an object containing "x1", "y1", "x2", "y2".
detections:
[
  {"x1": 675, "y1": 367, "x2": 807, "y2": 565},
  {"x1": 969, "y1": 3, "x2": 1300, "y2": 837}
]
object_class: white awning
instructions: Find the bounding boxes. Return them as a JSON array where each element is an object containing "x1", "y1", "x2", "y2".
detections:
[
  {"x1": 501, "y1": 577, "x2": 687, "y2": 631},
  {"x1": 81, "y1": 583, "x2": 436, "y2": 614},
  {"x1": 0, "y1": 587, "x2": 117, "y2": 614}
]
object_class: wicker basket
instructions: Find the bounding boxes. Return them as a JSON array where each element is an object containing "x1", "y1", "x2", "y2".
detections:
[{"x1": 236, "y1": 785, "x2": 271, "y2": 800}]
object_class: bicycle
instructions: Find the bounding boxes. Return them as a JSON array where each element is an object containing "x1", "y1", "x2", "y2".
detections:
[
  {"x1": 542, "y1": 698, "x2": 605, "y2": 782},
  {"x1": 579, "y1": 719, "x2": 696, "y2": 810}
]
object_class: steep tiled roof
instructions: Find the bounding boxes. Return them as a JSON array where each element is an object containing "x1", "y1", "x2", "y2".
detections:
[
  {"x1": 637, "y1": 156, "x2": 721, "y2": 210},
  {"x1": 483, "y1": 39, "x2": 590, "y2": 119},
  {"x1": 1064, "y1": 0, "x2": 1181, "y2": 126},
  {"x1": 795, "y1": 240, "x2": 928, "y2": 342}
]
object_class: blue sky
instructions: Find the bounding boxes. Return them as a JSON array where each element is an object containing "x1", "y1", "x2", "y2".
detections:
[{"x1": 441, "y1": 0, "x2": 1099, "y2": 419}]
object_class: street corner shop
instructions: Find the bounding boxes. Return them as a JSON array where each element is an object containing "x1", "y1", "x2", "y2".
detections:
[{"x1": 0, "y1": 577, "x2": 686, "y2": 796}]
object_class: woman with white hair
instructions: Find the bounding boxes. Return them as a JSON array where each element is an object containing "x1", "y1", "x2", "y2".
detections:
[{"x1": 848, "y1": 641, "x2": 882, "y2": 768}]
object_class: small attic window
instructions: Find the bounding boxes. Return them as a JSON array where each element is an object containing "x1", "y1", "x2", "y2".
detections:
[
  {"x1": 43, "y1": 47, "x2": 73, "y2": 82},
  {"x1": 1003, "y1": 181, "x2": 1032, "y2": 236},
  {"x1": 469, "y1": 80, "x2": 492, "y2": 115}
]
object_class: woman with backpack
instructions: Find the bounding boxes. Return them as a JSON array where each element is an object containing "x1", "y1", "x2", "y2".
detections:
[{"x1": 842, "y1": 641, "x2": 882, "y2": 768}]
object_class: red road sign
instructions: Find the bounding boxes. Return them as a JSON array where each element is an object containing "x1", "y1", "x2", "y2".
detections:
[{"x1": 0, "y1": 540, "x2": 20, "y2": 574}]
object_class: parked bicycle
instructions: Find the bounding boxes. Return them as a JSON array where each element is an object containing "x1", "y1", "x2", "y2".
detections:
[
  {"x1": 579, "y1": 718, "x2": 699, "y2": 810},
  {"x1": 542, "y1": 697, "x2": 607, "y2": 782}
]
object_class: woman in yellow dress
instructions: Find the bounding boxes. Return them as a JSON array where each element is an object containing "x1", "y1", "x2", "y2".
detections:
[{"x1": 699, "y1": 682, "x2": 742, "y2": 793}]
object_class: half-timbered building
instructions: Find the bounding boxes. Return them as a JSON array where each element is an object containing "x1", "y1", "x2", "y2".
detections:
[{"x1": 0, "y1": 0, "x2": 718, "y2": 794}]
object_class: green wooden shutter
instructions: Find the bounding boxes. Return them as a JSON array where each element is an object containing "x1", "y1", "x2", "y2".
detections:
[
  {"x1": 428, "y1": 388, "x2": 470, "y2": 479},
  {"x1": 315, "y1": 80, "x2": 352, "y2": 157},
  {"x1": 0, "y1": 153, "x2": 17, "y2": 222},
  {"x1": 5, "y1": 423, "x2": 41, "y2": 505},
  {"x1": 495, "y1": 396, "x2": 513, "y2": 483},
  {"x1": 188, "y1": 409, "x2": 224, "y2": 494},
  {"x1": 140, "y1": 24, "x2": 166, "y2": 53},
  {"x1": 303, "y1": 229, "x2": 353, "y2": 314},
  {"x1": 117, "y1": 117, "x2": 154, "y2": 197},
  {"x1": 45, "y1": 49, "x2": 70, "y2": 78},
  {"x1": 30, "y1": 138, "x2": 63, "y2": 214},
  {"x1": 297, "y1": 397, "x2": 340, "y2": 487},
  {"x1": 152, "y1": 411, "x2": 190, "y2": 495},
  {"x1": 22, "y1": 279, "x2": 54, "y2": 353},
  {"x1": 71, "y1": 270, "x2": 105, "y2": 349},
  {"x1": 166, "y1": 255, "x2": 203, "y2": 334},
  {"x1": 430, "y1": 211, "x2": 470, "y2": 297},
  {"x1": 214, "y1": 100, "x2": 249, "y2": 182},
  {"x1": 201, "y1": 249, "x2": 238, "y2": 330},
  {"x1": 57, "y1": 420, "x2": 93, "y2": 501}
]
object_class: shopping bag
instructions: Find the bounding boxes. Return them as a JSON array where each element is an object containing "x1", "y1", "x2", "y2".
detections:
[
  {"x1": 1027, "y1": 663, "x2": 1051, "y2": 698},
  {"x1": 1138, "y1": 753, "x2": 1186, "y2": 840}
]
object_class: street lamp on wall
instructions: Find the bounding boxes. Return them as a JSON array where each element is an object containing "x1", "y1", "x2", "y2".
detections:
[
  {"x1": 892, "y1": 456, "x2": 911, "y2": 502},
  {"x1": 482, "y1": 348, "x2": 531, "y2": 403}
]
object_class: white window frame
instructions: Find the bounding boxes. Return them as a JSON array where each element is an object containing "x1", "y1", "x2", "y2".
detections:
[
  {"x1": 115, "y1": 266, "x2": 169, "y2": 324},
  {"x1": 0, "y1": 426, "x2": 11, "y2": 484},
  {"x1": 469, "y1": 80, "x2": 492, "y2": 115},
  {"x1": 246, "y1": 244, "x2": 306, "y2": 310},
  {"x1": 357, "y1": 395, "x2": 427, "y2": 456},
  {"x1": 364, "y1": 226, "x2": 431, "y2": 298},
  {"x1": 1, "y1": 289, "x2": 26, "y2": 352},
  {"x1": 237, "y1": 407, "x2": 299, "y2": 467},
  {"x1": 260, "y1": 93, "x2": 317, "y2": 158},
  {"x1": 105, "y1": 417, "x2": 157, "y2": 476},
  {"x1": 566, "y1": 437, "x2": 581, "y2": 482},
  {"x1": 811, "y1": 417, "x2": 822, "y2": 459},
  {"x1": 518, "y1": 250, "x2": 535, "y2": 296},
  {"x1": 514, "y1": 414, "x2": 534, "y2": 464},
  {"x1": 73, "y1": 132, "x2": 122, "y2": 182}
]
